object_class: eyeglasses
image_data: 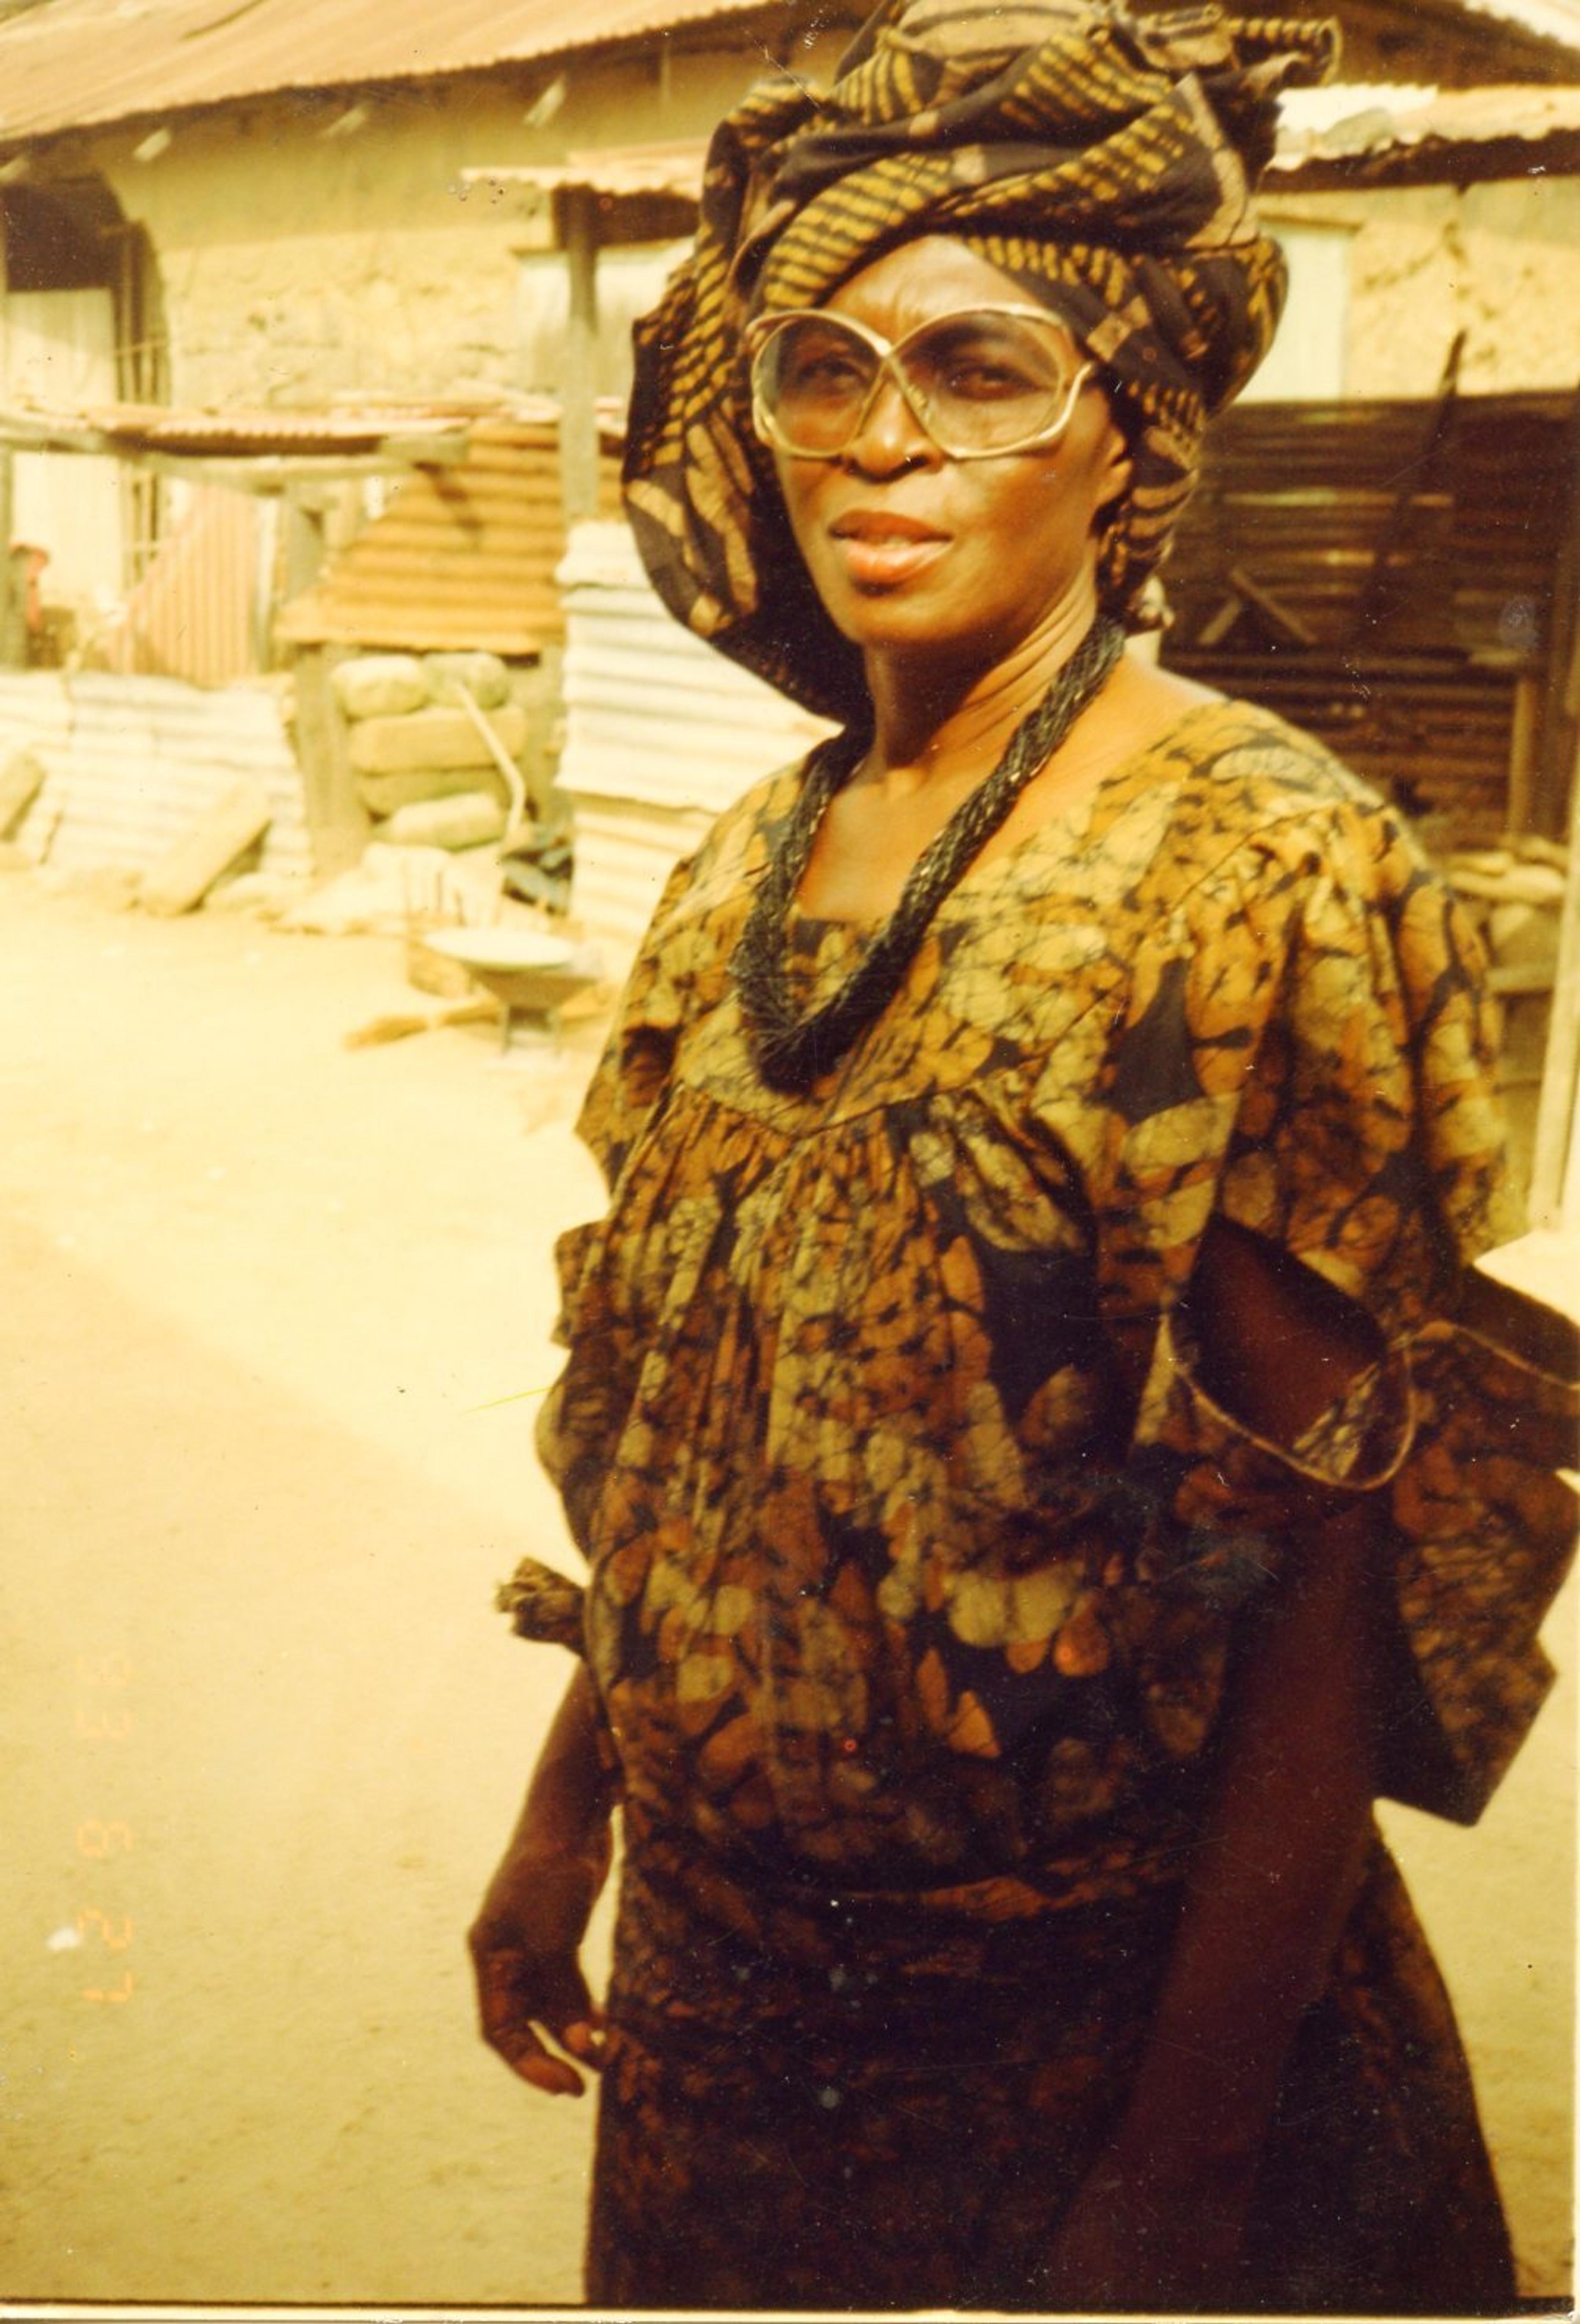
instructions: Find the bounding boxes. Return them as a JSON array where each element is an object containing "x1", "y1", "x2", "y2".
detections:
[{"x1": 746, "y1": 304, "x2": 1094, "y2": 463}]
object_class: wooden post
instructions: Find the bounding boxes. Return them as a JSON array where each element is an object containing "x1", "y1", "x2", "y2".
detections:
[
  {"x1": 281, "y1": 483, "x2": 369, "y2": 874},
  {"x1": 1506, "y1": 671, "x2": 1541, "y2": 838},
  {"x1": 0, "y1": 447, "x2": 20, "y2": 668},
  {"x1": 1526, "y1": 623, "x2": 1580, "y2": 1229},
  {"x1": 292, "y1": 642, "x2": 371, "y2": 877},
  {"x1": 282, "y1": 482, "x2": 328, "y2": 603},
  {"x1": 559, "y1": 184, "x2": 602, "y2": 529},
  {"x1": 0, "y1": 209, "x2": 16, "y2": 666},
  {"x1": 1529, "y1": 392, "x2": 1579, "y2": 842}
]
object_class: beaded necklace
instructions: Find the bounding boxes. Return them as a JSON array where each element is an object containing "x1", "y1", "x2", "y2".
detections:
[{"x1": 732, "y1": 616, "x2": 1125, "y2": 1092}]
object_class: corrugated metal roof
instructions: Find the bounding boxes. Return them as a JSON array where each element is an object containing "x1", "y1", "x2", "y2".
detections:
[
  {"x1": 410, "y1": 86, "x2": 1580, "y2": 209},
  {"x1": 0, "y1": 0, "x2": 778, "y2": 147},
  {"x1": 1, "y1": 0, "x2": 1578, "y2": 151},
  {"x1": 276, "y1": 419, "x2": 624, "y2": 657},
  {"x1": 1271, "y1": 79, "x2": 1580, "y2": 181},
  {"x1": 1457, "y1": 0, "x2": 1580, "y2": 44}
]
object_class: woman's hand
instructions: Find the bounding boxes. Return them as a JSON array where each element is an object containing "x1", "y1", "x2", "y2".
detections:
[
  {"x1": 1045, "y1": 2135, "x2": 1255, "y2": 2310},
  {"x1": 468, "y1": 1665, "x2": 618, "y2": 2097},
  {"x1": 1055, "y1": 1219, "x2": 1382, "y2": 2302},
  {"x1": 469, "y1": 1827, "x2": 612, "y2": 2096}
]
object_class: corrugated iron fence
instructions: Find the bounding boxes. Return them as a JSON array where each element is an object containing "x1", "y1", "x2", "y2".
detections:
[
  {"x1": 1162, "y1": 390, "x2": 1578, "y2": 836},
  {"x1": 1, "y1": 670, "x2": 311, "y2": 881}
]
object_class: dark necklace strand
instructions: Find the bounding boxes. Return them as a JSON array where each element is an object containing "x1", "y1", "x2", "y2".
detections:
[{"x1": 732, "y1": 615, "x2": 1126, "y2": 1093}]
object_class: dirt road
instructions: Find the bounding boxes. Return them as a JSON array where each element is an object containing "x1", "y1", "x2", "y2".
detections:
[{"x1": 1, "y1": 871, "x2": 1572, "y2": 2312}]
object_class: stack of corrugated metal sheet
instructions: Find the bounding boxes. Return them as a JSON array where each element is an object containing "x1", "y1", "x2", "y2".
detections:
[
  {"x1": 556, "y1": 521, "x2": 832, "y2": 963},
  {"x1": 0, "y1": 672, "x2": 311, "y2": 882},
  {"x1": 277, "y1": 421, "x2": 623, "y2": 658}
]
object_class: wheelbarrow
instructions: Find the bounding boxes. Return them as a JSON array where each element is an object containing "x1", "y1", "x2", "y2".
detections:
[{"x1": 420, "y1": 926, "x2": 604, "y2": 1050}]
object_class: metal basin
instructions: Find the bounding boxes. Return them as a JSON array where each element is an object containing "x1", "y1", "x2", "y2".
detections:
[{"x1": 421, "y1": 927, "x2": 604, "y2": 1043}]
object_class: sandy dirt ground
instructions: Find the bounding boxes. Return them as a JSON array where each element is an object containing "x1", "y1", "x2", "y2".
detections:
[{"x1": 0, "y1": 869, "x2": 1573, "y2": 2317}]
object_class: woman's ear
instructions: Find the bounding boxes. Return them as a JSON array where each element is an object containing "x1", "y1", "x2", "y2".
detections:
[{"x1": 1096, "y1": 416, "x2": 1133, "y2": 508}]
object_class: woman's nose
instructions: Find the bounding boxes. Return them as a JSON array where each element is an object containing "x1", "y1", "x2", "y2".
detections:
[{"x1": 841, "y1": 362, "x2": 939, "y2": 474}]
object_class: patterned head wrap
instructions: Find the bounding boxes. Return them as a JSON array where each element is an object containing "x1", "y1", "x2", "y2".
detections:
[{"x1": 623, "y1": 0, "x2": 1337, "y2": 720}]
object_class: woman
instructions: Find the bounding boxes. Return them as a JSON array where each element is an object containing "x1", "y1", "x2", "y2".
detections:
[{"x1": 469, "y1": 3, "x2": 1578, "y2": 2310}]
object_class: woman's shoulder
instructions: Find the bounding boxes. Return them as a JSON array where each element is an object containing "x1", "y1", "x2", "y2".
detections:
[
  {"x1": 1169, "y1": 691, "x2": 1388, "y2": 821},
  {"x1": 1146, "y1": 690, "x2": 1423, "y2": 900},
  {"x1": 664, "y1": 752, "x2": 823, "y2": 902}
]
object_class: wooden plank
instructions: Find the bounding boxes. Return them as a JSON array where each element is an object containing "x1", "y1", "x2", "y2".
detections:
[
  {"x1": 0, "y1": 450, "x2": 19, "y2": 669},
  {"x1": 0, "y1": 748, "x2": 46, "y2": 835},
  {"x1": 139, "y1": 778, "x2": 273, "y2": 916}
]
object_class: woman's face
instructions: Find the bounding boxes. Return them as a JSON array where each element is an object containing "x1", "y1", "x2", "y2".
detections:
[{"x1": 769, "y1": 237, "x2": 1131, "y2": 678}]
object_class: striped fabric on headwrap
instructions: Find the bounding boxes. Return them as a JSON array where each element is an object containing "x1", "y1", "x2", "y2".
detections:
[{"x1": 623, "y1": 0, "x2": 1337, "y2": 721}]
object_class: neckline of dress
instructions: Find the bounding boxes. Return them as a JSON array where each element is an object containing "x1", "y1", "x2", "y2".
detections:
[{"x1": 783, "y1": 692, "x2": 1231, "y2": 936}]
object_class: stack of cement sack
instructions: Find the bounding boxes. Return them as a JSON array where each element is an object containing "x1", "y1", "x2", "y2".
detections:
[
  {"x1": 1439, "y1": 835, "x2": 1571, "y2": 1093},
  {"x1": 1441, "y1": 837, "x2": 1568, "y2": 979},
  {"x1": 331, "y1": 651, "x2": 555, "y2": 852}
]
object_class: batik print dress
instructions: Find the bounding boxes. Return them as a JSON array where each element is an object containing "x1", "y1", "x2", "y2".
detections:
[{"x1": 509, "y1": 698, "x2": 1577, "y2": 2313}]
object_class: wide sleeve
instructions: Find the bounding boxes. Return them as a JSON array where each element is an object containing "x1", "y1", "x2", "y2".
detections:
[
  {"x1": 502, "y1": 850, "x2": 703, "y2": 1653},
  {"x1": 566, "y1": 848, "x2": 704, "y2": 1192},
  {"x1": 1113, "y1": 793, "x2": 1577, "y2": 1823}
]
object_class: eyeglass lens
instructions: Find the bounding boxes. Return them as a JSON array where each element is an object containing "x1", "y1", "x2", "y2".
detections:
[{"x1": 756, "y1": 310, "x2": 1080, "y2": 456}]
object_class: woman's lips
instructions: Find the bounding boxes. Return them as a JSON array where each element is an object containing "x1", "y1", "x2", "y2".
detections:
[{"x1": 828, "y1": 515, "x2": 949, "y2": 589}]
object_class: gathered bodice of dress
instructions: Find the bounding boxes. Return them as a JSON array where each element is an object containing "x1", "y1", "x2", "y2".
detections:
[{"x1": 533, "y1": 698, "x2": 1573, "y2": 1904}]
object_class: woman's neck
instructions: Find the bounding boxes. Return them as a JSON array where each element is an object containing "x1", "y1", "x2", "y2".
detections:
[{"x1": 861, "y1": 586, "x2": 1103, "y2": 795}]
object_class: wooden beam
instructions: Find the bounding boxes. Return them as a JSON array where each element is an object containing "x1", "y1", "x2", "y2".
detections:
[
  {"x1": 1531, "y1": 395, "x2": 1580, "y2": 842},
  {"x1": 558, "y1": 185, "x2": 602, "y2": 530}
]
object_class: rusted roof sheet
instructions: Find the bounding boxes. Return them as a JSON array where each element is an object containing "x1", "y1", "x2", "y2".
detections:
[
  {"x1": 1272, "y1": 81, "x2": 1580, "y2": 184},
  {"x1": 430, "y1": 79, "x2": 1580, "y2": 215},
  {"x1": 0, "y1": 0, "x2": 781, "y2": 147},
  {"x1": 276, "y1": 417, "x2": 624, "y2": 657},
  {"x1": 0, "y1": 396, "x2": 477, "y2": 461},
  {"x1": 100, "y1": 481, "x2": 265, "y2": 685},
  {"x1": 462, "y1": 141, "x2": 708, "y2": 201}
]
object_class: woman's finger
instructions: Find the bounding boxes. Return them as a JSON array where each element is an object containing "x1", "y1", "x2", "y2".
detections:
[
  {"x1": 560, "y1": 2017, "x2": 608, "y2": 2067},
  {"x1": 498, "y1": 2031, "x2": 589, "y2": 2097},
  {"x1": 474, "y1": 1946, "x2": 599, "y2": 2094}
]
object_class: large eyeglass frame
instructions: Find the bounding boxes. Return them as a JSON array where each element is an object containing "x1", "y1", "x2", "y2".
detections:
[{"x1": 746, "y1": 302, "x2": 1095, "y2": 463}]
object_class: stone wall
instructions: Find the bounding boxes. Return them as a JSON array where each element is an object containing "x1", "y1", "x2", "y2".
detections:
[
  {"x1": 65, "y1": 45, "x2": 784, "y2": 409},
  {"x1": 1267, "y1": 176, "x2": 1580, "y2": 398},
  {"x1": 44, "y1": 49, "x2": 1580, "y2": 417}
]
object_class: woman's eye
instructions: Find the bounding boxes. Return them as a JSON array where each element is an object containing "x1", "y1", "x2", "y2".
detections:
[
  {"x1": 941, "y1": 359, "x2": 1038, "y2": 399},
  {"x1": 780, "y1": 337, "x2": 870, "y2": 398},
  {"x1": 798, "y1": 357, "x2": 865, "y2": 394},
  {"x1": 914, "y1": 327, "x2": 1057, "y2": 400}
]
